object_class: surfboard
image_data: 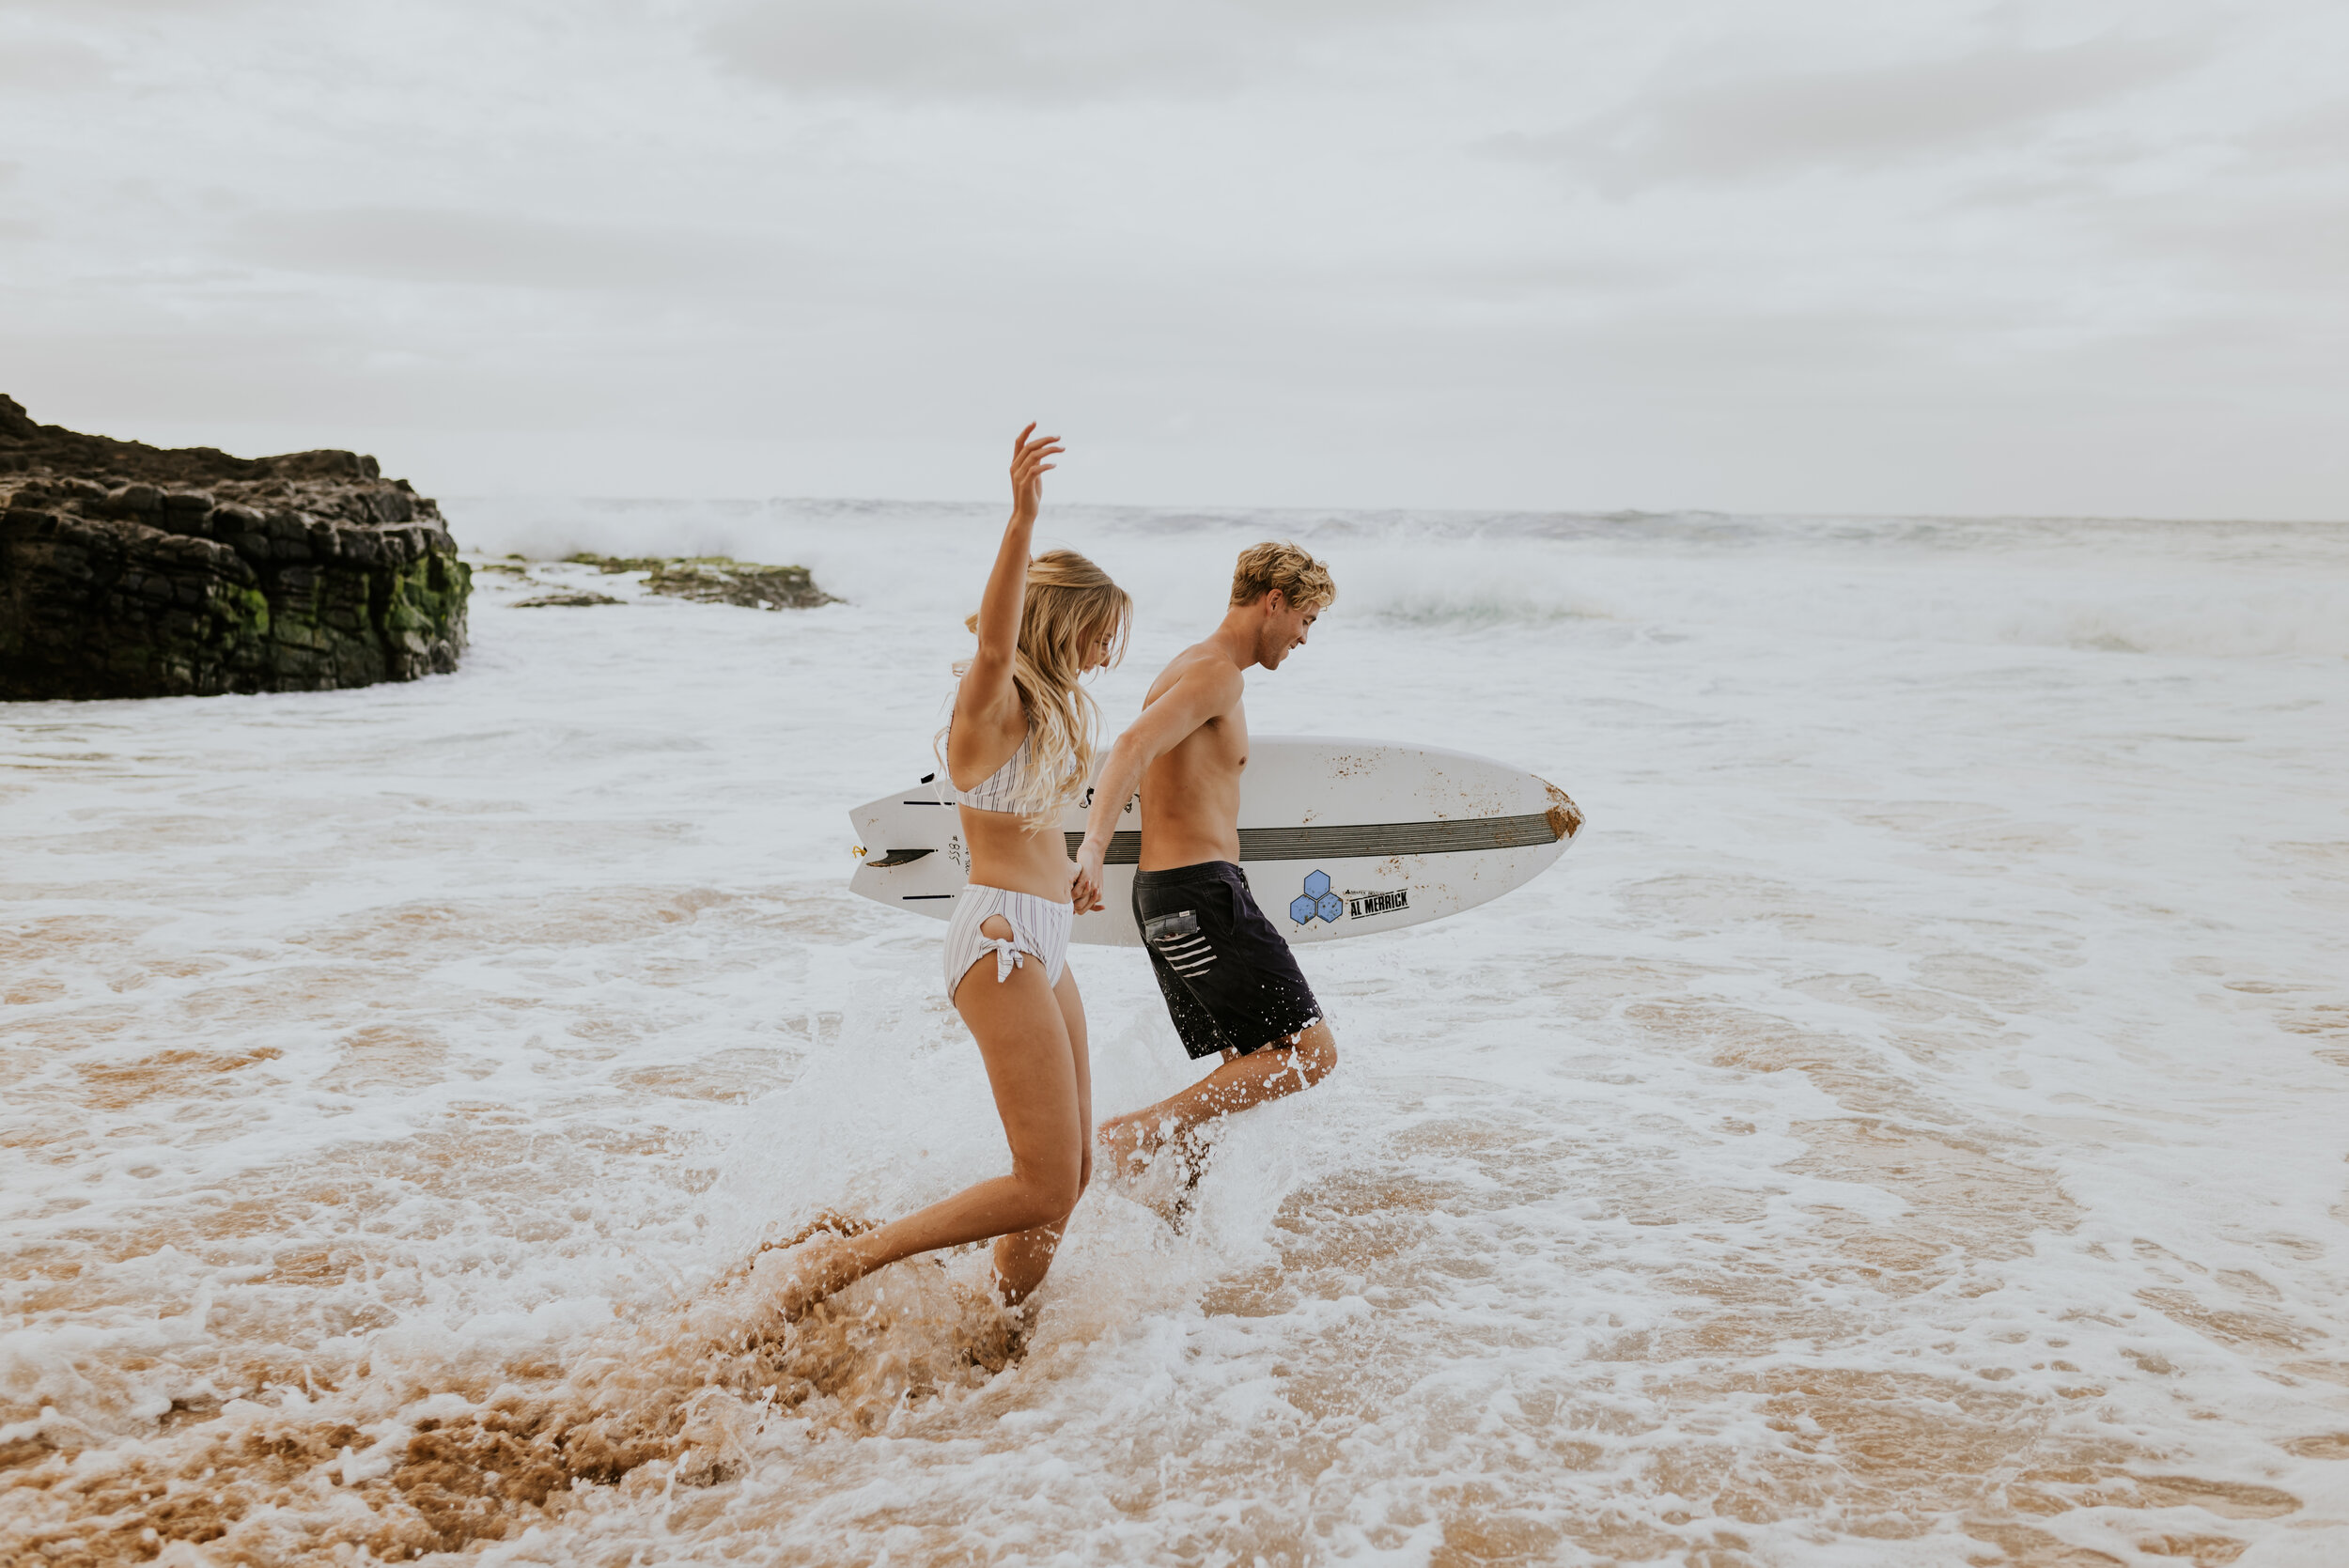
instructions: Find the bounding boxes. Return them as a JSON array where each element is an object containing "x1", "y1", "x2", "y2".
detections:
[{"x1": 847, "y1": 737, "x2": 1583, "y2": 947}]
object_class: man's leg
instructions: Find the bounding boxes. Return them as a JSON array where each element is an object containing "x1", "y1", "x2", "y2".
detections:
[{"x1": 1098, "y1": 1019, "x2": 1336, "y2": 1180}]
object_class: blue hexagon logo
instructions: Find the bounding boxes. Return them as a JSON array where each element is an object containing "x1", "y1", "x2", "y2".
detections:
[{"x1": 1292, "y1": 869, "x2": 1342, "y2": 925}]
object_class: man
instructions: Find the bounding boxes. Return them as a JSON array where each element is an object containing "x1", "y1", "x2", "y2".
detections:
[{"x1": 1070, "y1": 541, "x2": 1340, "y2": 1182}]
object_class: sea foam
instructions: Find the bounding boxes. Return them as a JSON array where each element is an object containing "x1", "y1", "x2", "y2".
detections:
[{"x1": 3, "y1": 504, "x2": 2345, "y2": 1564}]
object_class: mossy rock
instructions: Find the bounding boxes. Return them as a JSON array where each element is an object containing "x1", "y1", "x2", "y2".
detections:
[
  {"x1": 566, "y1": 553, "x2": 835, "y2": 611},
  {"x1": 0, "y1": 394, "x2": 471, "y2": 699}
]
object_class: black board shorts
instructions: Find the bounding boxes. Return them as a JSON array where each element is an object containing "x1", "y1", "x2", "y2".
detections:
[{"x1": 1134, "y1": 862, "x2": 1323, "y2": 1061}]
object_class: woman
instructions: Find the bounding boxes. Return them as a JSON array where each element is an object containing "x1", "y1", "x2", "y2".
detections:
[{"x1": 770, "y1": 424, "x2": 1128, "y2": 1317}]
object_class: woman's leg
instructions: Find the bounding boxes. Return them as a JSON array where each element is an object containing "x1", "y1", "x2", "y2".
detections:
[
  {"x1": 990, "y1": 960, "x2": 1094, "y2": 1303},
  {"x1": 773, "y1": 922, "x2": 1084, "y2": 1314}
]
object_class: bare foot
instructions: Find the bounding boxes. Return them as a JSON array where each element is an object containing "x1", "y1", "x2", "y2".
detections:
[
  {"x1": 765, "y1": 1232, "x2": 864, "y2": 1322},
  {"x1": 1097, "y1": 1114, "x2": 1210, "y2": 1227},
  {"x1": 1097, "y1": 1111, "x2": 1169, "y2": 1182}
]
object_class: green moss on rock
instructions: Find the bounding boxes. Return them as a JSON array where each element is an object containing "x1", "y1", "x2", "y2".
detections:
[{"x1": 567, "y1": 553, "x2": 835, "y2": 611}]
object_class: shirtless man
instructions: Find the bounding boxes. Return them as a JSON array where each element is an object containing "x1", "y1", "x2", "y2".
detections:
[{"x1": 1070, "y1": 542, "x2": 1341, "y2": 1180}]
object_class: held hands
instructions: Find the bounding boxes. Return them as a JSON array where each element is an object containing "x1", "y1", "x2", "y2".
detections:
[
  {"x1": 1068, "y1": 837, "x2": 1107, "y2": 913},
  {"x1": 1009, "y1": 423, "x2": 1063, "y2": 528}
]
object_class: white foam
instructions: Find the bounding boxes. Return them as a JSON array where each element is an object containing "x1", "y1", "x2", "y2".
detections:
[
  {"x1": 455, "y1": 498, "x2": 2349, "y2": 659},
  {"x1": 3, "y1": 506, "x2": 2345, "y2": 1562}
]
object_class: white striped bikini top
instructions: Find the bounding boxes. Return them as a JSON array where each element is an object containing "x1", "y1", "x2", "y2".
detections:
[{"x1": 940, "y1": 693, "x2": 1037, "y2": 815}]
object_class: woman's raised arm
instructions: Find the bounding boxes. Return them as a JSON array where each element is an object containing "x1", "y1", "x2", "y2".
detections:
[{"x1": 960, "y1": 424, "x2": 1062, "y2": 721}]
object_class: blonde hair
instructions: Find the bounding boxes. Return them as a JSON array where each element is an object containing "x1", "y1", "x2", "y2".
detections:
[
  {"x1": 945, "y1": 549, "x2": 1132, "y2": 826},
  {"x1": 1230, "y1": 540, "x2": 1336, "y2": 611}
]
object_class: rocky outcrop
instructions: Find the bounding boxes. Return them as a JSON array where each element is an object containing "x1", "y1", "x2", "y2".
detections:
[
  {"x1": 567, "y1": 554, "x2": 834, "y2": 611},
  {"x1": 0, "y1": 395, "x2": 469, "y2": 700}
]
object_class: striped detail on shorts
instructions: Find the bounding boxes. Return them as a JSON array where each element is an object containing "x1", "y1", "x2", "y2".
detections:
[{"x1": 1156, "y1": 937, "x2": 1217, "y2": 974}]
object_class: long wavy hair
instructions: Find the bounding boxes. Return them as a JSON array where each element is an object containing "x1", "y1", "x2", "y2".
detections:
[{"x1": 943, "y1": 549, "x2": 1131, "y2": 827}]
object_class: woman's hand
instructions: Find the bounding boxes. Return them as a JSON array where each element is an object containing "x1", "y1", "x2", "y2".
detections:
[
  {"x1": 965, "y1": 422, "x2": 1063, "y2": 706},
  {"x1": 1009, "y1": 423, "x2": 1062, "y2": 527}
]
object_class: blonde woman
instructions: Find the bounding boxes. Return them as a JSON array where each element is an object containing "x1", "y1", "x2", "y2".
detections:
[{"x1": 772, "y1": 425, "x2": 1129, "y2": 1317}]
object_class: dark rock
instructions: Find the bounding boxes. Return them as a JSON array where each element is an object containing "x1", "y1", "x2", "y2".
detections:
[
  {"x1": 0, "y1": 395, "x2": 470, "y2": 700},
  {"x1": 568, "y1": 553, "x2": 836, "y2": 611},
  {"x1": 511, "y1": 590, "x2": 625, "y2": 608}
]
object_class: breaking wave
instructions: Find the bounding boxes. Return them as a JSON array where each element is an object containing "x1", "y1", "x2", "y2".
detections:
[{"x1": 452, "y1": 497, "x2": 2349, "y2": 658}]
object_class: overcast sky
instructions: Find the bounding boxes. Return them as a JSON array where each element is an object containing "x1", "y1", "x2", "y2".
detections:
[{"x1": 4, "y1": 0, "x2": 2344, "y2": 517}]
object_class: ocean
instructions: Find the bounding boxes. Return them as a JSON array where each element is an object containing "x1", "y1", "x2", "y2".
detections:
[{"x1": 5, "y1": 502, "x2": 2346, "y2": 1565}]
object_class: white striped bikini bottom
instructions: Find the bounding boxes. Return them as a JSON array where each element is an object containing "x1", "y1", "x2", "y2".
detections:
[{"x1": 941, "y1": 883, "x2": 1072, "y2": 1001}]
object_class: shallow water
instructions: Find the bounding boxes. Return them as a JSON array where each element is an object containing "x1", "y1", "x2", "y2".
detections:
[{"x1": 5, "y1": 505, "x2": 2347, "y2": 1566}]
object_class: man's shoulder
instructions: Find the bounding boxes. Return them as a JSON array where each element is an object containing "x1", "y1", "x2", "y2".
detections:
[{"x1": 1153, "y1": 642, "x2": 1245, "y2": 703}]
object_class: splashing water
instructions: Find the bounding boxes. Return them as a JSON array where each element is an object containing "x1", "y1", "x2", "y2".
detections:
[{"x1": 4, "y1": 505, "x2": 2346, "y2": 1565}]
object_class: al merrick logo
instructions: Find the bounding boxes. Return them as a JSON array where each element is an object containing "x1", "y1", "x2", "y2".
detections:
[{"x1": 1290, "y1": 871, "x2": 1409, "y2": 925}]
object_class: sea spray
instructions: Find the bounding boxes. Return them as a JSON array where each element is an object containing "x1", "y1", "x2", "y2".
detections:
[
  {"x1": 0, "y1": 1232, "x2": 1029, "y2": 1562},
  {"x1": 6, "y1": 504, "x2": 2344, "y2": 1562}
]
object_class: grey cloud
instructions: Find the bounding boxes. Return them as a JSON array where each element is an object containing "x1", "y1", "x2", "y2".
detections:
[
  {"x1": 231, "y1": 208, "x2": 811, "y2": 294},
  {"x1": 0, "y1": 0, "x2": 269, "y2": 13},
  {"x1": 1498, "y1": 34, "x2": 2205, "y2": 188},
  {"x1": 1413, "y1": 256, "x2": 1668, "y2": 304},
  {"x1": 0, "y1": 320, "x2": 655, "y2": 435},
  {"x1": 0, "y1": 33, "x2": 112, "y2": 89},
  {"x1": 2123, "y1": 190, "x2": 2349, "y2": 296},
  {"x1": 701, "y1": 0, "x2": 1464, "y2": 102},
  {"x1": 8, "y1": 0, "x2": 2341, "y2": 517},
  {"x1": 704, "y1": 0, "x2": 1241, "y2": 101},
  {"x1": 2240, "y1": 97, "x2": 2349, "y2": 170}
]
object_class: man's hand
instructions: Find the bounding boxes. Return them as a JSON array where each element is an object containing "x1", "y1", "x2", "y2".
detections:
[{"x1": 1069, "y1": 836, "x2": 1108, "y2": 913}]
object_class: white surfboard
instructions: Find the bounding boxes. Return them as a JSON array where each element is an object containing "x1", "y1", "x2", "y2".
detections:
[{"x1": 847, "y1": 737, "x2": 1583, "y2": 947}]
